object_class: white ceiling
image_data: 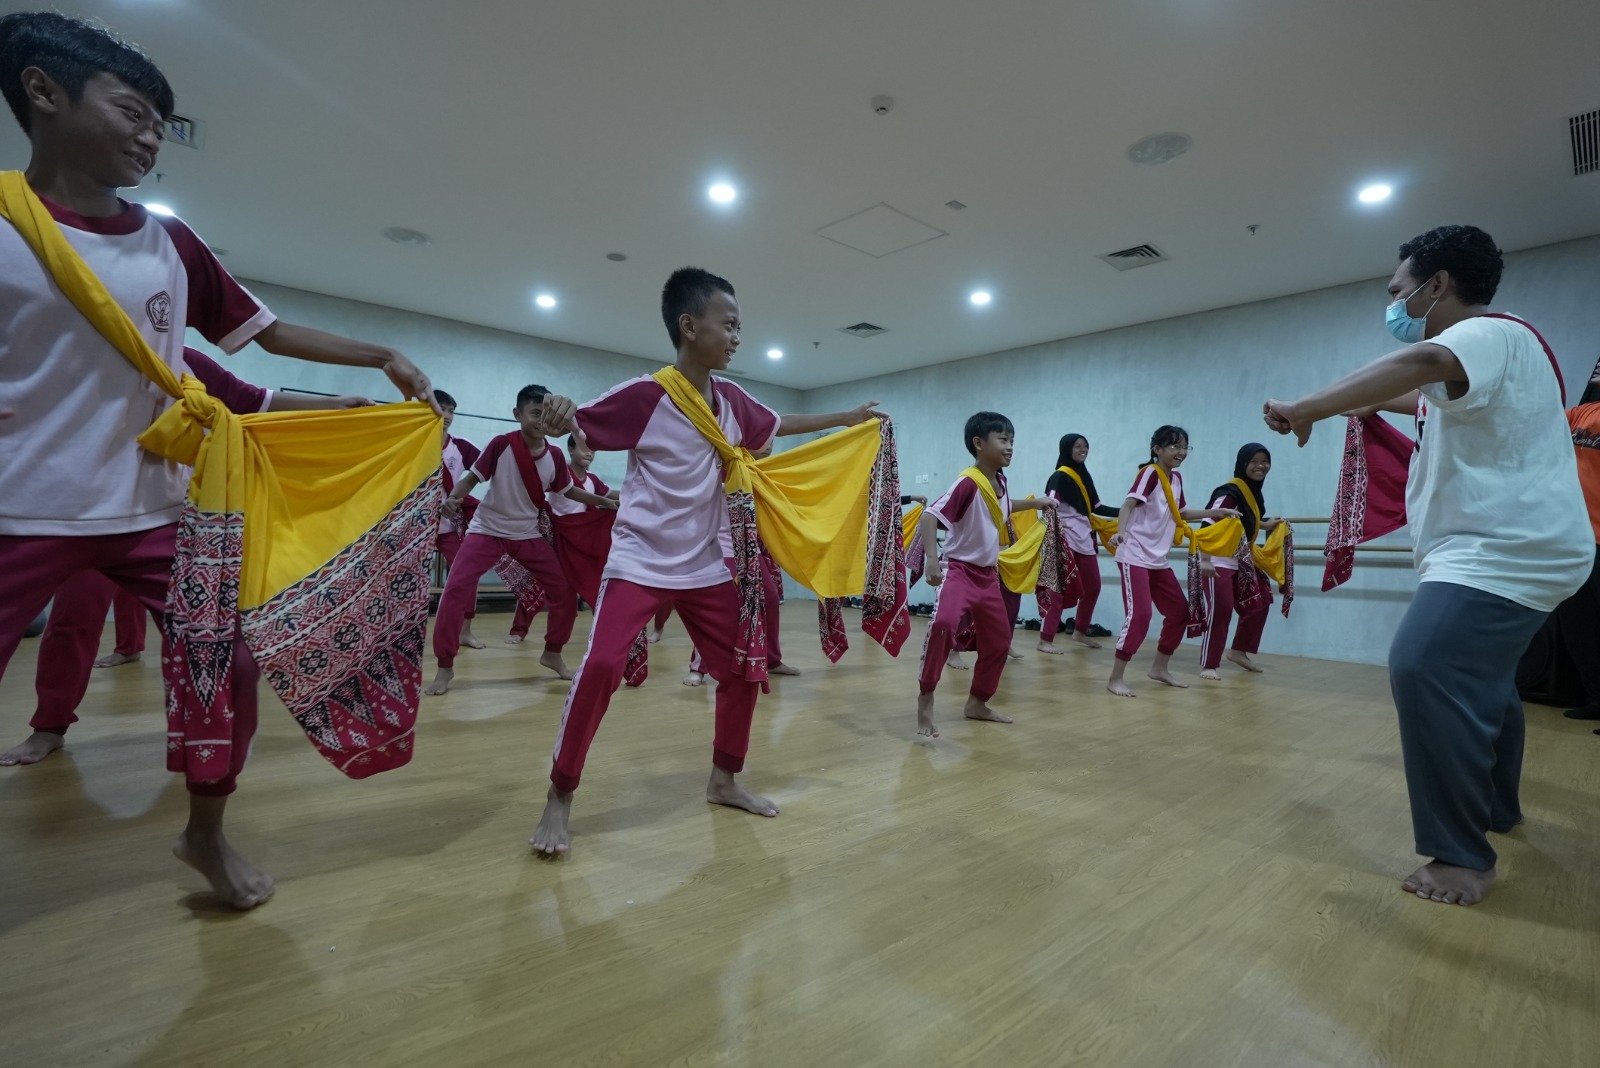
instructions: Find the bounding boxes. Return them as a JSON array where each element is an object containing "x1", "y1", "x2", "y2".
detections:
[{"x1": 5, "y1": 0, "x2": 1599, "y2": 390}]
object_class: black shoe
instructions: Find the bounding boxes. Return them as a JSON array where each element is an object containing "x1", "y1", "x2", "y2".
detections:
[
  {"x1": 1562, "y1": 704, "x2": 1600, "y2": 720},
  {"x1": 1086, "y1": 623, "x2": 1113, "y2": 638}
]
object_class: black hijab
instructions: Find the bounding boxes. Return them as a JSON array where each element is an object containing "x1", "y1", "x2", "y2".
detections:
[
  {"x1": 1052, "y1": 433, "x2": 1100, "y2": 515},
  {"x1": 1214, "y1": 443, "x2": 1270, "y2": 539}
]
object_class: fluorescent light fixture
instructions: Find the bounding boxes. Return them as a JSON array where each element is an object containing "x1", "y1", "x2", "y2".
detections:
[
  {"x1": 708, "y1": 182, "x2": 737, "y2": 204},
  {"x1": 767, "y1": 348, "x2": 783, "y2": 360},
  {"x1": 534, "y1": 293, "x2": 558, "y2": 309},
  {"x1": 1357, "y1": 183, "x2": 1393, "y2": 204},
  {"x1": 969, "y1": 290, "x2": 992, "y2": 306}
]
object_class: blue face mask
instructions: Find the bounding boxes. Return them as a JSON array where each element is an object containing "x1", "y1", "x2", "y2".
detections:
[{"x1": 1385, "y1": 279, "x2": 1440, "y2": 344}]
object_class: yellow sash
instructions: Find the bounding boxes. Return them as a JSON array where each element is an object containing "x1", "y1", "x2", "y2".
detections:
[
  {"x1": 1149, "y1": 464, "x2": 1244, "y2": 559},
  {"x1": 959, "y1": 466, "x2": 1013, "y2": 547},
  {"x1": 902, "y1": 503, "x2": 923, "y2": 549},
  {"x1": 0, "y1": 171, "x2": 440, "y2": 607},
  {"x1": 1056, "y1": 465, "x2": 1118, "y2": 549},
  {"x1": 1252, "y1": 521, "x2": 1292, "y2": 585},
  {"x1": 651, "y1": 366, "x2": 880, "y2": 597},
  {"x1": 1227, "y1": 478, "x2": 1264, "y2": 536},
  {"x1": 997, "y1": 502, "x2": 1047, "y2": 593}
]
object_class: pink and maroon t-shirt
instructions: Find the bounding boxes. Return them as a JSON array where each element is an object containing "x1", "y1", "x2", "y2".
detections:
[
  {"x1": 928, "y1": 470, "x2": 1009, "y2": 569},
  {"x1": 1116, "y1": 466, "x2": 1184, "y2": 570},
  {"x1": 575, "y1": 375, "x2": 779, "y2": 589},
  {"x1": 466, "y1": 433, "x2": 571, "y2": 540},
  {"x1": 0, "y1": 196, "x2": 275, "y2": 536}
]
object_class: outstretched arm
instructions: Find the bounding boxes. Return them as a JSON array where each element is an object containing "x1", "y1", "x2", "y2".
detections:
[
  {"x1": 564, "y1": 485, "x2": 617, "y2": 510},
  {"x1": 1342, "y1": 390, "x2": 1422, "y2": 419},
  {"x1": 1010, "y1": 497, "x2": 1061, "y2": 513},
  {"x1": 1181, "y1": 506, "x2": 1241, "y2": 522},
  {"x1": 266, "y1": 393, "x2": 374, "y2": 413},
  {"x1": 252, "y1": 321, "x2": 441, "y2": 414},
  {"x1": 440, "y1": 471, "x2": 482, "y2": 517},
  {"x1": 777, "y1": 401, "x2": 881, "y2": 437},
  {"x1": 1264, "y1": 344, "x2": 1464, "y2": 446}
]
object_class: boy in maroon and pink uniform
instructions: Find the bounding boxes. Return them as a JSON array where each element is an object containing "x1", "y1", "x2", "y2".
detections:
[
  {"x1": 528, "y1": 267, "x2": 879, "y2": 857},
  {"x1": 426, "y1": 384, "x2": 578, "y2": 694},
  {"x1": 0, "y1": 12, "x2": 438, "y2": 909},
  {"x1": 432, "y1": 389, "x2": 488, "y2": 651}
]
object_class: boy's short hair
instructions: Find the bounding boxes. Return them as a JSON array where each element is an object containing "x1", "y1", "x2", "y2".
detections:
[
  {"x1": 661, "y1": 267, "x2": 734, "y2": 347},
  {"x1": 515, "y1": 384, "x2": 549, "y2": 411},
  {"x1": 434, "y1": 389, "x2": 457, "y2": 411},
  {"x1": 963, "y1": 411, "x2": 1014, "y2": 457},
  {"x1": 565, "y1": 433, "x2": 584, "y2": 450},
  {"x1": 1398, "y1": 225, "x2": 1503, "y2": 307},
  {"x1": 0, "y1": 12, "x2": 175, "y2": 134}
]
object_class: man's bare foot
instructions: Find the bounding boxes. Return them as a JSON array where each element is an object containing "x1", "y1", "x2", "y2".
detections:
[
  {"x1": 769, "y1": 662, "x2": 802, "y2": 676},
  {"x1": 529, "y1": 787, "x2": 573, "y2": 858},
  {"x1": 1007, "y1": 646, "x2": 1024, "y2": 661},
  {"x1": 946, "y1": 651, "x2": 970, "y2": 671},
  {"x1": 706, "y1": 768, "x2": 779, "y2": 816},
  {"x1": 460, "y1": 625, "x2": 487, "y2": 650},
  {"x1": 1036, "y1": 639, "x2": 1064, "y2": 655},
  {"x1": 1401, "y1": 861, "x2": 1496, "y2": 906},
  {"x1": 0, "y1": 731, "x2": 65, "y2": 767},
  {"x1": 683, "y1": 670, "x2": 705, "y2": 687},
  {"x1": 540, "y1": 650, "x2": 574, "y2": 680},
  {"x1": 1106, "y1": 679, "x2": 1137, "y2": 698},
  {"x1": 1147, "y1": 669, "x2": 1189, "y2": 689},
  {"x1": 1226, "y1": 650, "x2": 1264, "y2": 674},
  {"x1": 1199, "y1": 668, "x2": 1222, "y2": 681},
  {"x1": 1071, "y1": 632, "x2": 1102, "y2": 650},
  {"x1": 423, "y1": 667, "x2": 454, "y2": 696},
  {"x1": 173, "y1": 830, "x2": 275, "y2": 910},
  {"x1": 916, "y1": 693, "x2": 939, "y2": 738},
  {"x1": 504, "y1": 634, "x2": 525, "y2": 645},
  {"x1": 94, "y1": 651, "x2": 140, "y2": 668},
  {"x1": 963, "y1": 696, "x2": 1013, "y2": 724},
  {"x1": 647, "y1": 627, "x2": 664, "y2": 645}
]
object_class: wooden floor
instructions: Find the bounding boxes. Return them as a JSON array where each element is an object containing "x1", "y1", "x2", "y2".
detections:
[{"x1": 2, "y1": 603, "x2": 1597, "y2": 1067}]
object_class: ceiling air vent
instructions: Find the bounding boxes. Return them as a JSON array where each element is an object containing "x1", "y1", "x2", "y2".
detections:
[
  {"x1": 838, "y1": 322, "x2": 890, "y2": 339},
  {"x1": 1098, "y1": 244, "x2": 1168, "y2": 271},
  {"x1": 1571, "y1": 109, "x2": 1599, "y2": 176}
]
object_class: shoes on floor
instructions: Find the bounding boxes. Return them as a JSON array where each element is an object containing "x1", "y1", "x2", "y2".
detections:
[{"x1": 1562, "y1": 704, "x2": 1600, "y2": 721}]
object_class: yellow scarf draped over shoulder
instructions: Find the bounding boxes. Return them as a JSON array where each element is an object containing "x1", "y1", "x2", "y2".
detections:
[
  {"x1": 902, "y1": 504, "x2": 923, "y2": 549},
  {"x1": 651, "y1": 366, "x2": 881, "y2": 597},
  {"x1": 0, "y1": 172, "x2": 440, "y2": 608},
  {"x1": 960, "y1": 466, "x2": 1013, "y2": 547},
  {"x1": 1056, "y1": 465, "x2": 1118, "y2": 551},
  {"x1": 1148, "y1": 463, "x2": 1244, "y2": 559}
]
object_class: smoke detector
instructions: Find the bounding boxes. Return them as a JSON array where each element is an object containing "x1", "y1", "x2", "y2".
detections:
[{"x1": 382, "y1": 226, "x2": 431, "y2": 247}]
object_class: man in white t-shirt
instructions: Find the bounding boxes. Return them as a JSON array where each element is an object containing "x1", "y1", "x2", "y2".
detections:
[{"x1": 1264, "y1": 225, "x2": 1590, "y2": 907}]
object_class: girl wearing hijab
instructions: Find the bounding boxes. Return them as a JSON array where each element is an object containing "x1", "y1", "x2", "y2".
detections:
[
  {"x1": 1197, "y1": 444, "x2": 1283, "y2": 679},
  {"x1": 1037, "y1": 434, "x2": 1120, "y2": 651}
]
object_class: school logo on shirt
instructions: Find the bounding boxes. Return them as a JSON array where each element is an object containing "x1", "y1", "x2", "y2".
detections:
[{"x1": 145, "y1": 291, "x2": 172, "y2": 333}]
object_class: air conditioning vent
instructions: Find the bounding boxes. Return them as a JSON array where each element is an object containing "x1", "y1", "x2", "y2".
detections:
[
  {"x1": 1099, "y1": 244, "x2": 1168, "y2": 271},
  {"x1": 838, "y1": 322, "x2": 890, "y2": 339},
  {"x1": 1571, "y1": 109, "x2": 1599, "y2": 176}
]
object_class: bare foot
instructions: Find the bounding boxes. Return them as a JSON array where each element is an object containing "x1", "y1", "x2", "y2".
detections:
[
  {"x1": 769, "y1": 662, "x2": 802, "y2": 676},
  {"x1": 916, "y1": 693, "x2": 939, "y2": 738},
  {"x1": 946, "y1": 651, "x2": 970, "y2": 671},
  {"x1": 647, "y1": 627, "x2": 664, "y2": 645},
  {"x1": 540, "y1": 650, "x2": 574, "y2": 680},
  {"x1": 1199, "y1": 669, "x2": 1221, "y2": 681},
  {"x1": 682, "y1": 670, "x2": 705, "y2": 687},
  {"x1": 94, "y1": 651, "x2": 140, "y2": 668},
  {"x1": 1036, "y1": 639, "x2": 1065, "y2": 656},
  {"x1": 706, "y1": 769, "x2": 779, "y2": 816},
  {"x1": 460, "y1": 625, "x2": 487, "y2": 650},
  {"x1": 1007, "y1": 646, "x2": 1024, "y2": 661},
  {"x1": 1106, "y1": 679, "x2": 1137, "y2": 698},
  {"x1": 423, "y1": 667, "x2": 454, "y2": 696},
  {"x1": 173, "y1": 830, "x2": 275, "y2": 910},
  {"x1": 504, "y1": 634, "x2": 525, "y2": 645},
  {"x1": 1148, "y1": 669, "x2": 1189, "y2": 689},
  {"x1": 963, "y1": 696, "x2": 1013, "y2": 724},
  {"x1": 0, "y1": 731, "x2": 65, "y2": 767},
  {"x1": 1401, "y1": 861, "x2": 1496, "y2": 906},
  {"x1": 1071, "y1": 632, "x2": 1102, "y2": 650},
  {"x1": 529, "y1": 787, "x2": 573, "y2": 858},
  {"x1": 1227, "y1": 651, "x2": 1264, "y2": 674}
]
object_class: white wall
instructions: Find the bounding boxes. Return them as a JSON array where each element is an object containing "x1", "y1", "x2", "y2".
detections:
[
  {"x1": 186, "y1": 280, "x2": 804, "y2": 491},
  {"x1": 802, "y1": 235, "x2": 1600, "y2": 665}
]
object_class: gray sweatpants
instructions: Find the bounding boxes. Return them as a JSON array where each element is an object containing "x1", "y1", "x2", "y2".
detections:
[{"x1": 1389, "y1": 581, "x2": 1548, "y2": 871}]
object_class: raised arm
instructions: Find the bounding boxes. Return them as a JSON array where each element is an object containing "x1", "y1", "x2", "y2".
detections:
[
  {"x1": 776, "y1": 401, "x2": 881, "y2": 437},
  {"x1": 1264, "y1": 345, "x2": 1464, "y2": 446},
  {"x1": 252, "y1": 321, "x2": 440, "y2": 414}
]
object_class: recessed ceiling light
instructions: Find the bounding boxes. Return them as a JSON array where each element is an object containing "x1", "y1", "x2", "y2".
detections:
[
  {"x1": 767, "y1": 348, "x2": 783, "y2": 360},
  {"x1": 708, "y1": 182, "x2": 737, "y2": 204},
  {"x1": 534, "y1": 293, "x2": 557, "y2": 309},
  {"x1": 969, "y1": 290, "x2": 992, "y2": 306},
  {"x1": 1357, "y1": 183, "x2": 1393, "y2": 204},
  {"x1": 605, "y1": 252, "x2": 628, "y2": 262},
  {"x1": 143, "y1": 202, "x2": 175, "y2": 216},
  {"x1": 382, "y1": 226, "x2": 431, "y2": 246}
]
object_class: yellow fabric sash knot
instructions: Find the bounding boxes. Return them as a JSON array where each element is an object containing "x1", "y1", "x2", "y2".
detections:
[
  {"x1": 1055, "y1": 465, "x2": 1118, "y2": 551},
  {"x1": 650, "y1": 366, "x2": 881, "y2": 597},
  {"x1": 1148, "y1": 463, "x2": 1244, "y2": 558}
]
